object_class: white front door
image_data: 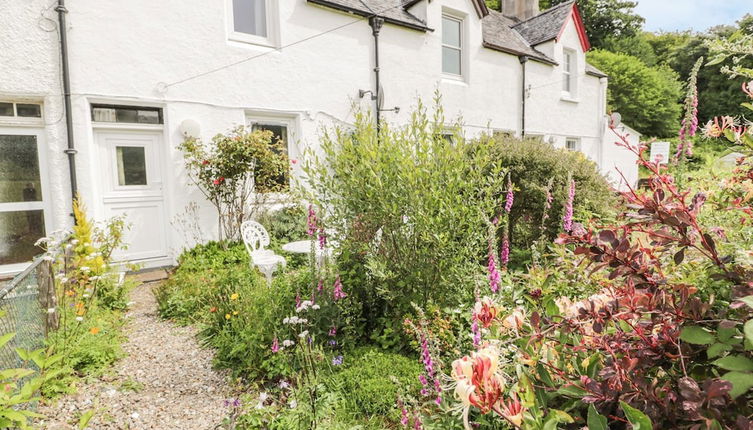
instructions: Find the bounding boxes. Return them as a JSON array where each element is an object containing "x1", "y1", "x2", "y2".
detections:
[{"x1": 96, "y1": 131, "x2": 168, "y2": 262}]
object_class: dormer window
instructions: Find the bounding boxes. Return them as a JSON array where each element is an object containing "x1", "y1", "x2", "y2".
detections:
[{"x1": 227, "y1": 0, "x2": 278, "y2": 47}]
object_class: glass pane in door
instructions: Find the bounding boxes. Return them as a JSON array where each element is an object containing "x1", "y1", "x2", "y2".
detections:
[
  {"x1": 0, "y1": 210, "x2": 45, "y2": 265},
  {"x1": 116, "y1": 146, "x2": 148, "y2": 186},
  {"x1": 0, "y1": 135, "x2": 42, "y2": 203}
]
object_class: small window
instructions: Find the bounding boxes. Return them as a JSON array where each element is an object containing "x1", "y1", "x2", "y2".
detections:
[
  {"x1": 250, "y1": 122, "x2": 289, "y2": 189},
  {"x1": 0, "y1": 102, "x2": 42, "y2": 118},
  {"x1": 232, "y1": 0, "x2": 267, "y2": 37},
  {"x1": 442, "y1": 15, "x2": 462, "y2": 76},
  {"x1": 116, "y1": 146, "x2": 148, "y2": 186},
  {"x1": 91, "y1": 105, "x2": 163, "y2": 124},
  {"x1": 566, "y1": 138, "x2": 580, "y2": 151},
  {"x1": 563, "y1": 50, "x2": 575, "y2": 94}
]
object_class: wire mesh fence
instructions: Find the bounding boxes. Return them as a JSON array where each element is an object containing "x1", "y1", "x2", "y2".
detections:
[{"x1": 0, "y1": 256, "x2": 56, "y2": 370}]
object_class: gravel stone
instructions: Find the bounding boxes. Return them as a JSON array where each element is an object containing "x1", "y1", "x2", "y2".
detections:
[{"x1": 39, "y1": 282, "x2": 234, "y2": 429}]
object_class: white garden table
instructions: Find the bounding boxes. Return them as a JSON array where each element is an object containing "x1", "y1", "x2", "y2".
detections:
[{"x1": 282, "y1": 239, "x2": 333, "y2": 265}]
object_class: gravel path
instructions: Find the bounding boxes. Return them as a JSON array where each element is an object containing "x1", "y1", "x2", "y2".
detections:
[{"x1": 39, "y1": 282, "x2": 234, "y2": 429}]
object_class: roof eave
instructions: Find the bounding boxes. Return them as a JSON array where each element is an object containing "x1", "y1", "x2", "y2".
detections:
[
  {"x1": 481, "y1": 42, "x2": 557, "y2": 65},
  {"x1": 307, "y1": 0, "x2": 433, "y2": 32}
]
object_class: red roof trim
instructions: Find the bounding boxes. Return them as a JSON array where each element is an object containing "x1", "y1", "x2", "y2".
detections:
[{"x1": 555, "y1": 3, "x2": 591, "y2": 52}]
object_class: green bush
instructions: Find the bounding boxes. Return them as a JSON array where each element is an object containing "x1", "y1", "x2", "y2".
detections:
[
  {"x1": 487, "y1": 134, "x2": 616, "y2": 256},
  {"x1": 328, "y1": 347, "x2": 422, "y2": 420},
  {"x1": 303, "y1": 101, "x2": 505, "y2": 344}
]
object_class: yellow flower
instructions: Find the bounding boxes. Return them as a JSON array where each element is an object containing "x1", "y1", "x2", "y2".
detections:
[
  {"x1": 232, "y1": 311, "x2": 239, "y2": 315},
  {"x1": 230, "y1": 293, "x2": 239, "y2": 301},
  {"x1": 225, "y1": 313, "x2": 231, "y2": 320}
]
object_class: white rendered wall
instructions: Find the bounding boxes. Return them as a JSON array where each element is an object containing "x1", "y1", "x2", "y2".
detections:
[{"x1": 1, "y1": 0, "x2": 616, "y2": 264}]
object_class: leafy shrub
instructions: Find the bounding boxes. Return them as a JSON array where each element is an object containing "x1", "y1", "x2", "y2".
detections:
[
  {"x1": 485, "y1": 135, "x2": 616, "y2": 255},
  {"x1": 588, "y1": 49, "x2": 683, "y2": 137},
  {"x1": 303, "y1": 101, "x2": 505, "y2": 343},
  {"x1": 328, "y1": 347, "x2": 422, "y2": 420}
]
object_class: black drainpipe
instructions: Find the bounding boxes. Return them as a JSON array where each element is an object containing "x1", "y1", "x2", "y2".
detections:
[
  {"x1": 369, "y1": 16, "x2": 384, "y2": 137},
  {"x1": 56, "y1": 0, "x2": 78, "y2": 201},
  {"x1": 519, "y1": 55, "x2": 528, "y2": 138}
]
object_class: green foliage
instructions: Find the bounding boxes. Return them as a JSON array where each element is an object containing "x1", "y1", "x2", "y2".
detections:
[
  {"x1": 538, "y1": 0, "x2": 644, "y2": 49},
  {"x1": 0, "y1": 327, "x2": 46, "y2": 428},
  {"x1": 486, "y1": 135, "x2": 615, "y2": 251},
  {"x1": 303, "y1": 100, "x2": 505, "y2": 343},
  {"x1": 328, "y1": 347, "x2": 422, "y2": 419},
  {"x1": 179, "y1": 126, "x2": 289, "y2": 241},
  {"x1": 588, "y1": 49, "x2": 683, "y2": 137}
]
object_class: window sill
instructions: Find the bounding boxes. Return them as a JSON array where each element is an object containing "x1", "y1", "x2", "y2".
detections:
[
  {"x1": 560, "y1": 94, "x2": 580, "y2": 104},
  {"x1": 228, "y1": 32, "x2": 278, "y2": 50},
  {"x1": 441, "y1": 75, "x2": 468, "y2": 86}
]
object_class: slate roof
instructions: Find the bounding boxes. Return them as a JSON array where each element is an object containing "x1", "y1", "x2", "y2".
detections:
[
  {"x1": 586, "y1": 63, "x2": 607, "y2": 78},
  {"x1": 481, "y1": 10, "x2": 555, "y2": 64},
  {"x1": 511, "y1": 1, "x2": 575, "y2": 46},
  {"x1": 307, "y1": 0, "x2": 596, "y2": 68},
  {"x1": 307, "y1": 0, "x2": 430, "y2": 31}
]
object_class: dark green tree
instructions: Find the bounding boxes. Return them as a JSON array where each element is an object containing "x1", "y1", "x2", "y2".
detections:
[
  {"x1": 538, "y1": 0, "x2": 644, "y2": 48},
  {"x1": 588, "y1": 50, "x2": 683, "y2": 137}
]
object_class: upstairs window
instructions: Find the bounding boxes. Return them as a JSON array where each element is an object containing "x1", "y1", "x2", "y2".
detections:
[
  {"x1": 442, "y1": 15, "x2": 462, "y2": 76},
  {"x1": 228, "y1": 0, "x2": 277, "y2": 47},
  {"x1": 0, "y1": 102, "x2": 42, "y2": 118},
  {"x1": 232, "y1": 0, "x2": 267, "y2": 37},
  {"x1": 562, "y1": 49, "x2": 576, "y2": 96}
]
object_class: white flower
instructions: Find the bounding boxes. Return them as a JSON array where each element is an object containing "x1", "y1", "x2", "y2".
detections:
[
  {"x1": 65, "y1": 244, "x2": 73, "y2": 250},
  {"x1": 289, "y1": 400, "x2": 297, "y2": 409},
  {"x1": 75, "y1": 317, "x2": 83, "y2": 321},
  {"x1": 80, "y1": 266, "x2": 91, "y2": 273},
  {"x1": 83, "y1": 294, "x2": 90, "y2": 298},
  {"x1": 71, "y1": 239, "x2": 79, "y2": 245},
  {"x1": 42, "y1": 255, "x2": 54, "y2": 262},
  {"x1": 282, "y1": 339, "x2": 294, "y2": 347},
  {"x1": 283, "y1": 317, "x2": 290, "y2": 324},
  {"x1": 255, "y1": 402, "x2": 265, "y2": 410},
  {"x1": 60, "y1": 277, "x2": 69, "y2": 283},
  {"x1": 259, "y1": 392, "x2": 268, "y2": 402},
  {"x1": 311, "y1": 304, "x2": 320, "y2": 310},
  {"x1": 279, "y1": 381, "x2": 290, "y2": 389},
  {"x1": 47, "y1": 308, "x2": 56, "y2": 314},
  {"x1": 298, "y1": 330, "x2": 309, "y2": 339}
]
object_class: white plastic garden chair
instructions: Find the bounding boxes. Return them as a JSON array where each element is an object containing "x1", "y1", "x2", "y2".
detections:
[{"x1": 241, "y1": 220, "x2": 286, "y2": 286}]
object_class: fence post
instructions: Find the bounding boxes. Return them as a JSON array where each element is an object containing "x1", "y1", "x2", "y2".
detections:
[{"x1": 36, "y1": 259, "x2": 59, "y2": 334}]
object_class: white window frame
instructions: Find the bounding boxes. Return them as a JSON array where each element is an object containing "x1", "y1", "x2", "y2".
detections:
[
  {"x1": 565, "y1": 137, "x2": 581, "y2": 152},
  {"x1": 226, "y1": 0, "x2": 279, "y2": 48},
  {"x1": 441, "y1": 13, "x2": 464, "y2": 78},
  {"x1": 562, "y1": 49, "x2": 577, "y2": 98},
  {"x1": 0, "y1": 124, "x2": 53, "y2": 276},
  {"x1": 246, "y1": 113, "x2": 298, "y2": 193}
]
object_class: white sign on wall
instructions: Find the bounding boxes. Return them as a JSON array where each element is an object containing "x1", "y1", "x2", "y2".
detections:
[{"x1": 650, "y1": 141, "x2": 671, "y2": 165}]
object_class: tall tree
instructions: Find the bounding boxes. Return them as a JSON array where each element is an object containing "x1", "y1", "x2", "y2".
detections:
[
  {"x1": 588, "y1": 50, "x2": 683, "y2": 137},
  {"x1": 539, "y1": 0, "x2": 644, "y2": 49}
]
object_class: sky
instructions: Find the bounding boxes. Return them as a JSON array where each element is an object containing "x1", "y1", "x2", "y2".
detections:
[{"x1": 635, "y1": 0, "x2": 752, "y2": 33}]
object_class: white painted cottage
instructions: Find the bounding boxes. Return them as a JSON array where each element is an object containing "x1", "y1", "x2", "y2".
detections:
[{"x1": 0, "y1": 0, "x2": 639, "y2": 274}]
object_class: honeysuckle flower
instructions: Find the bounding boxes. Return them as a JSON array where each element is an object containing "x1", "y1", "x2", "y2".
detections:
[
  {"x1": 743, "y1": 80, "x2": 753, "y2": 99},
  {"x1": 502, "y1": 307, "x2": 525, "y2": 331},
  {"x1": 451, "y1": 346, "x2": 505, "y2": 416},
  {"x1": 473, "y1": 297, "x2": 500, "y2": 329},
  {"x1": 499, "y1": 394, "x2": 525, "y2": 427}
]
